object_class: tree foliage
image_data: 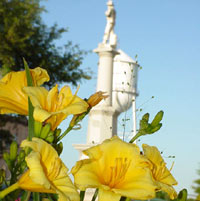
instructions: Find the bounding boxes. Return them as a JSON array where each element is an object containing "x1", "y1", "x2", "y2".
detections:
[
  {"x1": 192, "y1": 167, "x2": 200, "y2": 199},
  {"x1": 0, "y1": 0, "x2": 91, "y2": 87}
]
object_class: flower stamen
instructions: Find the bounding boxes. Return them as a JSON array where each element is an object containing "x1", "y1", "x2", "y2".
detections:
[{"x1": 105, "y1": 157, "x2": 131, "y2": 188}]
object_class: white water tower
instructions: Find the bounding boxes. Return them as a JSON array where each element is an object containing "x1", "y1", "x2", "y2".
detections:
[{"x1": 112, "y1": 49, "x2": 138, "y2": 136}]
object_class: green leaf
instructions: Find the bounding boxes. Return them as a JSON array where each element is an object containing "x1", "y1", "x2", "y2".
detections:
[
  {"x1": 176, "y1": 189, "x2": 187, "y2": 201},
  {"x1": 24, "y1": 59, "x2": 34, "y2": 140},
  {"x1": 24, "y1": 58, "x2": 33, "y2": 86}
]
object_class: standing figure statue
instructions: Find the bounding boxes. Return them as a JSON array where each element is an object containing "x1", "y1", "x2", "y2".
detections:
[{"x1": 103, "y1": 0, "x2": 117, "y2": 46}]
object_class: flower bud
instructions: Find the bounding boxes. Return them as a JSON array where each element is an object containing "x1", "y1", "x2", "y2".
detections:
[
  {"x1": 10, "y1": 141, "x2": 18, "y2": 161},
  {"x1": 0, "y1": 169, "x2": 5, "y2": 185},
  {"x1": 18, "y1": 150, "x2": 25, "y2": 162},
  {"x1": 20, "y1": 161, "x2": 27, "y2": 172},
  {"x1": 55, "y1": 128, "x2": 61, "y2": 138},
  {"x1": 139, "y1": 119, "x2": 149, "y2": 130},
  {"x1": 45, "y1": 131, "x2": 54, "y2": 143},
  {"x1": 150, "y1": 123, "x2": 162, "y2": 133},
  {"x1": 3, "y1": 152, "x2": 12, "y2": 170},
  {"x1": 46, "y1": 135, "x2": 54, "y2": 143},
  {"x1": 24, "y1": 146, "x2": 30, "y2": 155},
  {"x1": 40, "y1": 123, "x2": 51, "y2": 139},
  {"x1": 3, "y1": 152, "x2": 10, "y2": 163},
  {"x1": 34, "y1": 121, "x2": 43, "y2": 137},
  {"x1": 87, "y1": 91, "x2": 108, "y2": 107},
  {"x1": 142, "y1": 113, "x2": 149, "y2": 122},
  {"x1": 151, "y1": 111, "x2": 164, "y2": 127},
  {"x1": 56, "y1": 142, "x2": 63, "y2": 155}
]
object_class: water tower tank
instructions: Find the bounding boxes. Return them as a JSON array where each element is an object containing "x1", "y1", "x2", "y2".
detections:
[{"x1": 112, "y1": 49, "x2": 138, "y2": 114}]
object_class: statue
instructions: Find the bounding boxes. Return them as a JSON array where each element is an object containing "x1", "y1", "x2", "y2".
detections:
[{"x1": 102, "y1": 0, "x2": 117, "y2": 47}]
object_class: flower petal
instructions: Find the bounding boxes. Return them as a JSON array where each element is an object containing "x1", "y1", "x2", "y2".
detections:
[
  {"x1": 23, "y1": 87, "x2": 48, "y2": 108},
  {"x1": 113, "y1": 167, "x2": 156, "y2": 200},
  {"x1": 25, "y1": 151, "x2": 51, "y2": 189},
  {"x1": 0, "y1": 67, "x2": 49, "y2": 115},
  {"x1": 31, "y1": 67, "x2": 50, "y2": 86},
  {"x1": 33, "y1": 106, "x2": 52, "y2": 122},
  {"x1": 53, "y1": 164, "x2": 80, "y2": 201},
  {"x1": 21, "y1": 138, "x2": 59, "y2": 174},
  {"x1": 72, "y1": 160, "x2": 101, "y2": 191},
  {"x1": 47, "y1": 84, "x2": 59, "y2": 112},
  {"x1": 99, "y1": 189, "x2": 121, "y2": 201},
  {"x1": 59, "y1": 101, "x2": 89, "y2": 116},
  {"x1": 158, "y1": 182, "x2": 177, "y2": 199},
  {"x1": 18, "y1": 171, "x2": 55, "y2": 193}
]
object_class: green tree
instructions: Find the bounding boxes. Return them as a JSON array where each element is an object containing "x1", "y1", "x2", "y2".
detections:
[
  {"x1": 0, "y1": 0, "x2": 91, "y2": 87},
  {"x1": 192, "y1": 166, "x2": 200, "y2": 200},
  {"x1": 0, "y1": 0, "x2": 91, "y2": 156}
]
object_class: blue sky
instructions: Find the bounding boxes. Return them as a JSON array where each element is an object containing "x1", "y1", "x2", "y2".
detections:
[{"x1": 41, "y1": 0, "x2": 200, "y2": 197}]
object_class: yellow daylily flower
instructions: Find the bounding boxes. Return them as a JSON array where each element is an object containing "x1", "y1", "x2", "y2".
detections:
[
  {"x1": 0, "y1": 67, "x2": 49, "y2": 115},
  {"x1": 142, "y1": 144, "x2": 178, "y2": 199},
  {"x1": 72, "y1": 136, "x2": 157, "y2": 201},
  {"x1": 18, "y1": 138, "x2": 79, "y2": 201},
  {"x1": 23, "y1": 85, "x2": 89, "y2": 130}
]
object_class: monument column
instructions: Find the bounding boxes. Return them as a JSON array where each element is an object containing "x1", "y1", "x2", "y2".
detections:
[
  {"x1": 86, "y1": 0, "x2": 118, "y2": 144},
  {"x1": 95, "y1": 46, "x2": 116, "y2": 106},
  {"x1": 86, "y1": 44, "x2": 118, "y2": 144}
]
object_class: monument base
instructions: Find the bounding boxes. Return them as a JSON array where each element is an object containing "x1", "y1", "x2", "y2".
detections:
[{"x1": 86, "y1": 106, "x2": 117, "y2": 144}]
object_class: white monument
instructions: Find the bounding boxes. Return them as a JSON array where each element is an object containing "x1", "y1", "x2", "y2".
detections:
[
  {"x1": 102, "y1": 0, "x2": 117, "y2": 47},
  {"x1": 73, "y1": 1, "x2": 138, "y2": 199}
]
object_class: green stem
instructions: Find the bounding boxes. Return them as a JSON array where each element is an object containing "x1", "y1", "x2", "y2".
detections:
[
  {"x1": 91, "y1": 189, "x2": 98, "y2": 201},
  {"x1": 129, "y1": 132, "x2": 141, "y2": 143},
  {"x1": 57, "y1": 126, "x2": 73, "y2": 142},
  {"x1": 21, "y1": 191, "x2": 31, "y2": 201},
  {"x1": 10, "y1": 160, "x2": 21, "y2": 185},
  {"x1": 80, "y1": 191, "x2": 85, "y2": 201},
  {"x1": 33, "y1": 192, "x2": 40, "y2": 201},
  {"x1": 24, "y1": 58, "x2": 33, "y2": 86},
  {"x1": 28, "y1": 98, "x2": 34, "y2": 140},
  {"x1": 0, "y1": 183, "x2": 19, "y2": 199},
  {"x1": 57, "y1": 109, "x2": 91, "y2": 142},
  {"x1": 24, "y1": 58, "x2": 34, "y2": 141}
]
